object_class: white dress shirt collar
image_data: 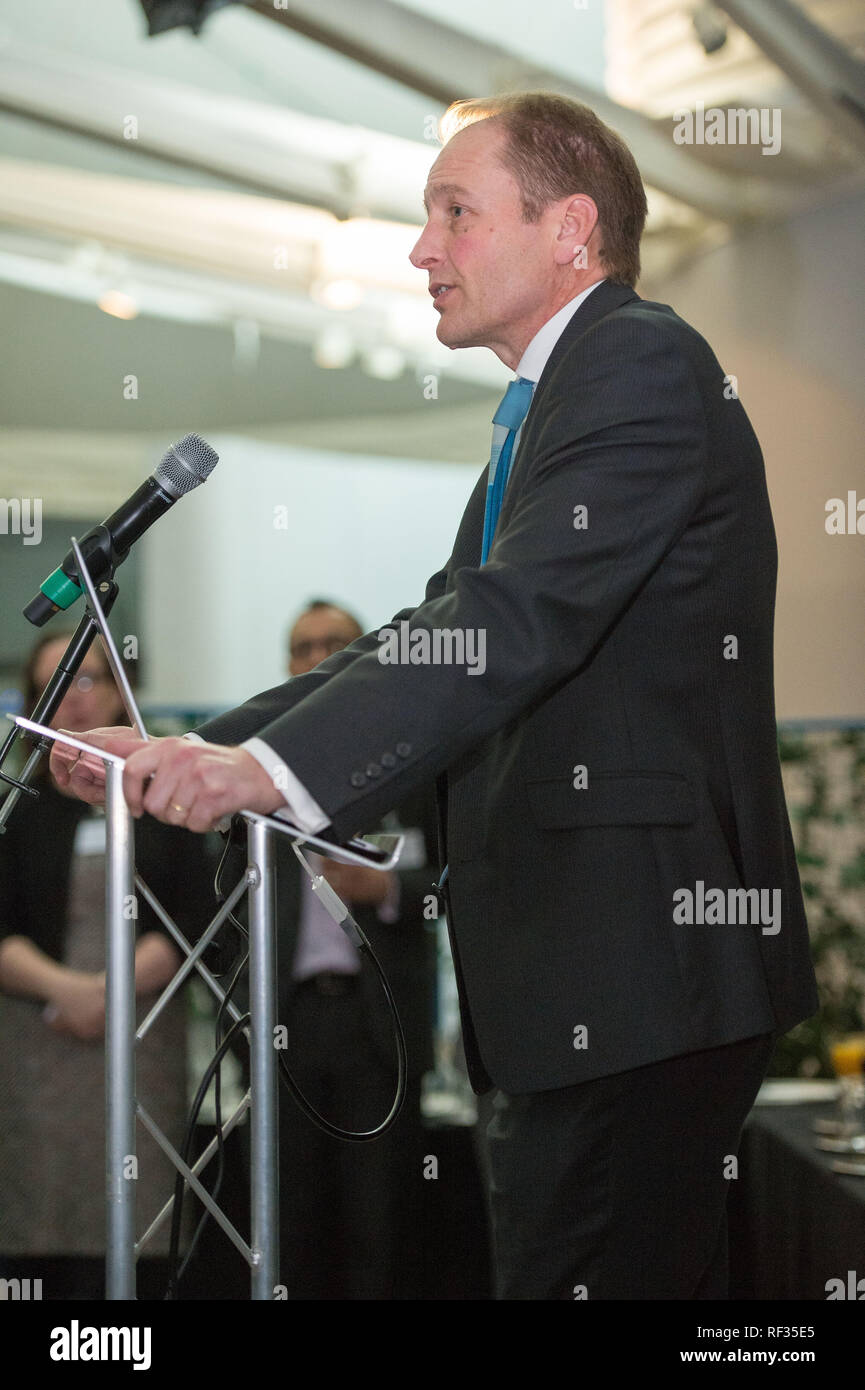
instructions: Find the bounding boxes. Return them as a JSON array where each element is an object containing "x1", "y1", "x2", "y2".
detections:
[{"x1": 515, "y1": 279, "x2": 606, "y2": 384}]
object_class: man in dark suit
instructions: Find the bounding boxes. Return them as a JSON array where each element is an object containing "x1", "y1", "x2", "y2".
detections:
[{"x1": 55, "y1": 92, "x2": 818, "y2": 1299}]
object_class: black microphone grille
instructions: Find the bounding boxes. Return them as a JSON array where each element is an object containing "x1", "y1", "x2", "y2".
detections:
[{"x1": 155, "y1": 433, "x2": 219, "y2": 498}]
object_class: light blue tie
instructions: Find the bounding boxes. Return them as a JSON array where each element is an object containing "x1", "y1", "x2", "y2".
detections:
[
  {"x1": 438, "y1": 376, "x2": 535, "y2": 897},
  {"x1": 480, "y1": 376, "x2": 535, "y2": 564}
]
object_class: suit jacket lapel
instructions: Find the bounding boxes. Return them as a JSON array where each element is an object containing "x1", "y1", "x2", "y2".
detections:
[
  {"x1": 511, "y1": 280, "x2": 641, "y2": 477},
  {"x1": 449, "y1": 282, "x2": 642, "y2": 572},
  {"x1": 533, "y1": 280, "x2": 640, "y2": 403}
]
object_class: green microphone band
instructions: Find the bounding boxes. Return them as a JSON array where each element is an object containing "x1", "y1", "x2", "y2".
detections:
[{"x1": 40, "y1": 568, "x2": 82, "y2": 610}]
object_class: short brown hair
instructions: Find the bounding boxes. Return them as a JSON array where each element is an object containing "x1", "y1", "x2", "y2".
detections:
[{"x1": 439, "y1": 93, "x2": 647, "y2": 287}]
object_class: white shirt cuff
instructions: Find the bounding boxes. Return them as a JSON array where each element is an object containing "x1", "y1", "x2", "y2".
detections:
[{"x1": 241, "y1": 737, "x2": 331, "y2": 834}]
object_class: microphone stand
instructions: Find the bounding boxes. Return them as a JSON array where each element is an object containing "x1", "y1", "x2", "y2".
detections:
[{"x1": 0, "y1": 577, "x2": 119, "y2": 832}]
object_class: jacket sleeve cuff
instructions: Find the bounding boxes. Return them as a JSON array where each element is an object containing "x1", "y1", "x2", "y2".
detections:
[{"x1": 241, "y1": 737, "x2": 332, "y2": 833}]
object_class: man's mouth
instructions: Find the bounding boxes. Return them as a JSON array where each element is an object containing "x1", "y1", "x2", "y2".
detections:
[{"x1": 430, "y1": 283, "x2": 456, "y2": 307}]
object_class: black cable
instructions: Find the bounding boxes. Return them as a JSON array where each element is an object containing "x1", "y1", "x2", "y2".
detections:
[
  {"x1": 217, "y1": 819, "x2": 409, "y2": 1141},
  {"x1": 213, "y1": 825, "x2": 249, "y2": 945},
  {"x1": 164, "y1": 824, "x2": 409, "y2": 1296},
  {"x1": 276, "y1": 923, "x2": 407, "y2": 1142},
  {"x1": 163, "y1": 1009, "x2": 249, "y2": 1300},
  {"x1": 163, "y1": 833, "x2": 250, "y2": 1298},
  {"x1": 174, "y1": 950, "x2": 249, "y2": 1286}
]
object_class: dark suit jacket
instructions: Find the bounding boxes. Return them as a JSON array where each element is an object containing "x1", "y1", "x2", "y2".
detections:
[{"x1": 198, "y1": 280, "x2": 819, "y2": 1095}]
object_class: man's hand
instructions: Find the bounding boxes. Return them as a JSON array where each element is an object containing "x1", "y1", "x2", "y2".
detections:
[
  {"x1": 44, "y1": 970, "x2": 106, "y2": 1041},
  {"x1": 122, "y1": 738, "x2": 285, "y2": 831},
  {"x1": 50, "y1": 726, "x2": 145, "y2": 805},
  {"x1": 50, "y1": 729, "x2": 287, "y2": 829}
]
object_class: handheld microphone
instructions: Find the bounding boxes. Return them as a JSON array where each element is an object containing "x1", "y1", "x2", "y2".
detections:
[{"x1": 23, "y1": 433, "x2": 219, "y2": 626}]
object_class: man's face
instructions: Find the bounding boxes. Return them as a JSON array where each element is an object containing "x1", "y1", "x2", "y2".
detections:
[
  {"x1": 410, "y1": 119, "x2": 572, "y2": 370},
  {"x1": 288, "y1": 607, "x2": 360, "y2": 676}
]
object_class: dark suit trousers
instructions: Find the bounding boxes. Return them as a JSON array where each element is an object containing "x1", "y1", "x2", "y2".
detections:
[{"x1": 487, "y1": 1031, "x2": 775, "y2": 1300}]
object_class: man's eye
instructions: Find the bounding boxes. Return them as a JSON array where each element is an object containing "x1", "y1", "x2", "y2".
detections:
[{"x1": 450, "y1": 205, "x2": 466, "y2": 218}]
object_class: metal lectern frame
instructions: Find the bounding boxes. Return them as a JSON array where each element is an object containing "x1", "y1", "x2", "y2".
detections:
[
  {"x1": 4, "y1": 540, "x2": 403, "y2": 1300},
  {"x1": 103, "y1": 760, "x2": 280, "y2": 1301},
  {"x1": 10, "y1": 707, "x2": 403, "y2": 1302}
]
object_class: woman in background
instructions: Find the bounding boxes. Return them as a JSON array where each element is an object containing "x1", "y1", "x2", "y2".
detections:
[{"x1": 0, "y1": 632, "x2": 213, "y2": 1300}]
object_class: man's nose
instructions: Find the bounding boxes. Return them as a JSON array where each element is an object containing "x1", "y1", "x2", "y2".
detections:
[{"x1": 409, "y1": 222, "x2": 441, "y2": 269}]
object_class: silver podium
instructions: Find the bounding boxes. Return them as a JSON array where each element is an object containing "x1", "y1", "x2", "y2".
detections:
[
  {"x1": 4, "y1": 542, "x2": 401, "y2": 1300},
  {"x1": 104, "y1": 761, "x2": 280, "y2": 1300}
]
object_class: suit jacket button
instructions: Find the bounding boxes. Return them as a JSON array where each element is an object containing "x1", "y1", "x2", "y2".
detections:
[
  {"x1": 366, "y1": 762, "x2": 382, "y2": 779},
  {"x1": 350, "y1": 771, "x2": 367, "y2": 788},
  {"x1": 381, "y1": 752, "x2": 397, "y2": 769},
  {"x1": 395, "y1": 742, "x2": 412, "y2": 758}
]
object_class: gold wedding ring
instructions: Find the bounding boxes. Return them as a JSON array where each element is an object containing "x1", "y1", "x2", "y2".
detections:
[{"x1": 170, "y1": 802, "x2": 189, "y2": 816}]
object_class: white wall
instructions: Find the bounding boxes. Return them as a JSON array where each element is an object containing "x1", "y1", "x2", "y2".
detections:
[
  {"x1": 140, "y1": 435, "x2": 478, "y2": 707},
  {"x1": 650, "y1": 188, "x2": 865, "y2": 722}
]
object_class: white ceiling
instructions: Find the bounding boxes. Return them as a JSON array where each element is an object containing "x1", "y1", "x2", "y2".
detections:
[{"x1": 0, "y1": 0, "x2": 862, "y2": 471}]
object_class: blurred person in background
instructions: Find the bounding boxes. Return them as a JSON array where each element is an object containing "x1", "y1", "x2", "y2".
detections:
[{"x1": 0, "y1": 632, "x2": 213, "y2": 1300}]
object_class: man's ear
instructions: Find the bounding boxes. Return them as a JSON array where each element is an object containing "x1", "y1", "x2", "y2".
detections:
[{"x1": 553, "y1": 194, "x2": 599, "y2": 268}]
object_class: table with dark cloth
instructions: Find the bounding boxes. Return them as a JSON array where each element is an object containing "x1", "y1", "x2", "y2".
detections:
[{"x1": 728, "y1": 1099, "x2": 865, "y2": 1301}]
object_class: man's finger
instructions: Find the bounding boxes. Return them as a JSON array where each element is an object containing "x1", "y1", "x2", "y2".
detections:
[
  {"x1": 122, "y1": 738, "x2": 190, "y2": 817},
  {"x1": 157, "y1": 780, "x2": 196, "y2": 827},
  {"x1": 50, "y1": 737, "x2": 80, "y2": 785},
  {"x1": 88, "y1": 731, "x2": 150, "y2": 760},
  {"x1": 122, "y1": 743, "x2": 169, "y2": 816},
  {"x1": 159, "y1": 768, "x2": 228, "y2": 832},
  {"x1": 76, "y1": 753, "x2": 107, "y2": 777},
  {"x1": 50, "y1": 727, "x2": 143, "y2": 797}
]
